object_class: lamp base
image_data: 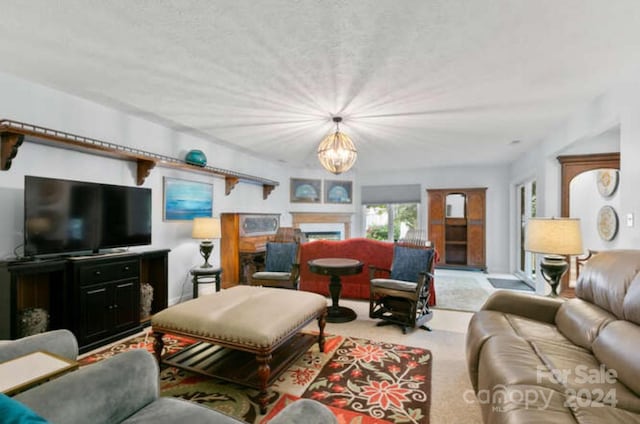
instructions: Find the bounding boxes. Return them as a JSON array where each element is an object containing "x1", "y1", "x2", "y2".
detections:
[
  {"x1": 540, "y1": 254, "x2": 569, "y2": 297},
  {"x1": 199, "y1": 240, "x2": 214, "y2": 268}
]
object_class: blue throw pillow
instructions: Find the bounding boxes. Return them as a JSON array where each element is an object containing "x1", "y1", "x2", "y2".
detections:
[
  {"x1": 0, "y1": 393, "x2": 48, "y2": 424},
  {"x1": 390, "y1": 245, "x2": 433, "y2": 282},
  {"x1": 265, "y1": 242, "x2": 297, "y2": 272}
]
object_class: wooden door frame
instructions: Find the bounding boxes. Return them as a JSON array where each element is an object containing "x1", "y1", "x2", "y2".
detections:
[
  {"x1": 558, "y1": 152, "x2": 620, "y2": 217},
  {"x1": 556, "y1": 152, "x2": 620, "y2": 294}
]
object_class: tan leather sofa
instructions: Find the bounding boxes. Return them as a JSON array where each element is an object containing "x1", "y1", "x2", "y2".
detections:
[{"x1": 466, "y1": 250, "x2": 640, "y2": 423}]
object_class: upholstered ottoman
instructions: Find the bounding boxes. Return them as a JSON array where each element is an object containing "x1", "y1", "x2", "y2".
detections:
[{"x1": 151, "y1": 286, "x2": 327, "y2": 413}]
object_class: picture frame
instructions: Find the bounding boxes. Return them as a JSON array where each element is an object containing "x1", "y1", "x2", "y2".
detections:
[
  {"x1": 163, "y1": 177, "x2": 213, "y2": 220},
  {"x1": 324, "y1": 180, "x2": 353, "y2": 204},
  {"x1": 290, "y1": 178, "x2": 322, "y2": 203}
]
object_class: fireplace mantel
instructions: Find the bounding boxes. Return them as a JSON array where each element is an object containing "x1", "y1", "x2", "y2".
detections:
[{"x1": 290, "y1": 212, "x2": 353, "y2": 238}]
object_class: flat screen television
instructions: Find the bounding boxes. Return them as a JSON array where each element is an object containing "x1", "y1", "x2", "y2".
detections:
[{"x1": 24, "y1": 176, "x2": 152, "y2": 256}]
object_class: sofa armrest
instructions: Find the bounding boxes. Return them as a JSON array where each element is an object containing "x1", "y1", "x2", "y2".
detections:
[
  {"x1": 269, "y1": 399, "x2": 337, "y2": 424},
  {"x1": 0, "y1": 329, "x2": 78, "y2": 363},
  {"x1": 16, "y1": 349, "x2": 159, "y2": 424},
  {"x1": 481, "y1": 290, "x2": 563, "y2": 324}
]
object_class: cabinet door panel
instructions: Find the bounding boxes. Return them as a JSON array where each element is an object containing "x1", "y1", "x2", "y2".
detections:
[
  {"x1": 113, "y1": 280, "x2": 139, "y2": 331},
  {"x1": 80, "y1": 286, "x2": 110, "y2": 344},
  {"x1": 466, "y1": 190, "x2": 486, "y2": 268},
  {"x1": 428, "y1": 191, "x2": 446, "y2": 261}
]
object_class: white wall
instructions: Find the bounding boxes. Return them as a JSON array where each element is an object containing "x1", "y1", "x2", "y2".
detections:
[
  {"x1": 507, "y1": 86, "x2": 637, "y2": 293},
  {"x1": 359, "y1": 164, "x2": 511, "y2": 273},
  {"x1": 570, "y1": 170, "x2": 622, "y2": 251},
  {"x1": 0, "y1": 71, "x2": 365, "y2": 306},
  {"x1": 0, "y1": 72, "x2": 295, "y2": 305}
]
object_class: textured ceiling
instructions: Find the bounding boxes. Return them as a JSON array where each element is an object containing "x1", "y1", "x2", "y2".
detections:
[{"x1": 1, "y1": 1, "x2": 639, "y2": 173}]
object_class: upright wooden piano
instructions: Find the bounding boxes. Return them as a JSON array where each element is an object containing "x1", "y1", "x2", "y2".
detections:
[{"x1": 220, "y1": 213, "x2": 280, "y2": 287}]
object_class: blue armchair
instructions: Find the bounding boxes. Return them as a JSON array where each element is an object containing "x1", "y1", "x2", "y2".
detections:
[{"x1": 250, "y1": 240, "x2": 301, "y2": 290}]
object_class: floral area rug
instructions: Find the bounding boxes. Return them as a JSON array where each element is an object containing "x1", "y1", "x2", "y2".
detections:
[{"x1": 80, "y1": 332, "x2": 432, "y2": 424}]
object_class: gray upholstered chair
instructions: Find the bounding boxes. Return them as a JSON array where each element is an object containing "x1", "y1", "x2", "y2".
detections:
[
  {"x1": 369, "y1": 243, "x2": 435, "y2": 334},
  {"x1": 250, "y1": 239, "x2": 301, "y2": 290}
]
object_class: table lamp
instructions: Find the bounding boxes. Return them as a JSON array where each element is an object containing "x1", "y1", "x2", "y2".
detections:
[
  {"x1": 525, "y1": 217, "x2": 583, "y2": 297},
  {"x1": 192, "y1": 217, "x2": 221, "y2": 268}
]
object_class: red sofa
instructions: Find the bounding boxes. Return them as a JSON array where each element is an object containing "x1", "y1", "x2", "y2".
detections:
[{"x1": 299, "y1": 237, "x2": 437, "y2": 306}]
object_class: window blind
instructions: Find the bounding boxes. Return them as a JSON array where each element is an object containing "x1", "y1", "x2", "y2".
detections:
[{"x1": 361, "y1": 184, "x2": 421, "y2": 205}]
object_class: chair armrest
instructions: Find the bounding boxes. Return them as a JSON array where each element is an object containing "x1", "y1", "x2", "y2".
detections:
[
  {"x1": 291, "y1": 263, "x2": 300, "y2": 281},
  {"x1": 481, "y1": 290, "x2": 563, "y2": 324},
  {"x1": 0, "y1": 329, "x2": 78, "y2": 363},
  {"x1": 369, "y1": 265, "x2": 391, "y2": 280},
  {"x1": 269, "y1": 399, "x2": 338, "y2": 424},
  {"x1": 15, "y1": 349, "x2": 158, "y2": 424}
]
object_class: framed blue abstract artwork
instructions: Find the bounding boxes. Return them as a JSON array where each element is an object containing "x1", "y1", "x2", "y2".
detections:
[{"x1": 163, "y1": 177, "x2": 213, "y2": 220}]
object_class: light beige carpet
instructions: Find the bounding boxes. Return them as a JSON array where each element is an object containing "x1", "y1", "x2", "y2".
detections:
[
  {"x1": 433, "y1": 273, "x2": 493, "y2": 312},
  {"x1": 306, "y1": 299, "x2": 483, "y2": 424}
]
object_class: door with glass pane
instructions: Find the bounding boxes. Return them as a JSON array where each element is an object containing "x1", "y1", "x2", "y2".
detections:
[{"x1": 517, "y1": 180, "x2": 536, "y2": 281}]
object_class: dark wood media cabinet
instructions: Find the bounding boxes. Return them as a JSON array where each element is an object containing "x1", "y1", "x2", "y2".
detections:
[{"x1": 0, "y1": 249, "x2": 169, "y2": 353}]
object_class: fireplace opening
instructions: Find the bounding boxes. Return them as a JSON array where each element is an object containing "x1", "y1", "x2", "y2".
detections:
[{"x1": 305, "y1": 231, "x2": 342, "y2": 241}]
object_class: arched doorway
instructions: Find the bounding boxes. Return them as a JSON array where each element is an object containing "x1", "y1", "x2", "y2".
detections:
[{"x1": 557, "y1": 152, "x2": 620, "y2": 294}]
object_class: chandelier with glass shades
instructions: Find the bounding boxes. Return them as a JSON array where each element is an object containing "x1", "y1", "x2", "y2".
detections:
[{"x1": 317, "y1": 116, "x2": 357, "y2": 174}]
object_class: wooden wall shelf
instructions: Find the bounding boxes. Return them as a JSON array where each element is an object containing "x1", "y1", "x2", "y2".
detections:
[{"x1": 0, "y1": 119, "x2": 278, "y2": 199}]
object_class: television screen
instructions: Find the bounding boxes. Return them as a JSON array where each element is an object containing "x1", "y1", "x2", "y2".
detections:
[
  {"x1": 24, "y1": 176, "x2": 151, "y2": 256},
  {"x1": 100, "y1": 183, "x2": 152, "y2": 249}
]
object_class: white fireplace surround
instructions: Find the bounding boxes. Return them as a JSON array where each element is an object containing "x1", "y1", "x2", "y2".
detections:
[{"x1": 290, "y1": 212, "x2": 353, "y2": 239}]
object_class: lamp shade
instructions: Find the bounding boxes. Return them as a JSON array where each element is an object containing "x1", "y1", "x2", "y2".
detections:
[
  {"x1": 525, "y1": 218, "x2": 583, "y2": 255},
  {"x1": 317, "y1": 117, "x2": 357, "y2": 175},
  {"x1": 192, "y1": 217, "x2": 221, "y2": 239}
]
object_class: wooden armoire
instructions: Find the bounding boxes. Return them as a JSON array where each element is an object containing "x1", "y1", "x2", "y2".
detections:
[{"x1": 427, "y1": 188, "x2": 487, "y2": 271}]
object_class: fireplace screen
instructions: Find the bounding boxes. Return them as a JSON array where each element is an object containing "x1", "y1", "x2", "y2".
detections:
[{"x1": 305, "y1": 231, "x2": 342, "y2": 241}]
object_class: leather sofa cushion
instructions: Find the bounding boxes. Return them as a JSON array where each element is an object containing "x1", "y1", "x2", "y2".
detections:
[
  {"x1": 484, "y1": 384, "x2": 640, "y2": 424},
  {"x1": 477, "y1": 335, "x2": 564, "y2": 394},
  {"x1": 573, "y1": 403, "x2": 640, "y2": 423},
  {"x1": 592, "y1": 321, "x2": 640, "y2": 398},
  {"x1": 483, "y1": 385, "x2": 576, "y2": 424},
  {"x1": 625, "y1": 275, "x2": 640, "y2": 325},
  {"x1": 531, "y1": 339, "x2": 640, "y2": 413},
  {"x1": 466, "y1": 311, "x2": 569, "y2": 392},
  {"x1": 555, "y1": 298, "x2": 616, "y2": 350},
  {"x1": 576, "y1": 250, "x2": 640, "y2": 319}
]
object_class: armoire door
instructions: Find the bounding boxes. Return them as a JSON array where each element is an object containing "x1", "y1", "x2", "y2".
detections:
[
  {"x1": 466, "y1": 189, "x2": 486, "y2": 268},
  {"x1": 427, "y1": 190, "x2": 446, "y2": 262}
]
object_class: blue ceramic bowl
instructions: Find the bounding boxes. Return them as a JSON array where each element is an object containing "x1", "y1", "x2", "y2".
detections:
[{"x1": 185, "y1": 149, "x2": 207, "y2": 167}]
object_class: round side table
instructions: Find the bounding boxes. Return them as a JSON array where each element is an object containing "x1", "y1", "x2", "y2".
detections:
[
  {"x1": 190, "y1": 267, "x2": 222, "y2": 298},
  {"x1": 308, "y1": 258, "x2": 363, "y2": 323}
]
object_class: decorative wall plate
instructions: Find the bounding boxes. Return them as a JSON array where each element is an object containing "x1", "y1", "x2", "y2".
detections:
[
  {"x1": 597, "y1": 205, "x2": 618, "y2": 241},
  {"x1": 597, "y1": 169, "x2": 619, "y2": 198}
]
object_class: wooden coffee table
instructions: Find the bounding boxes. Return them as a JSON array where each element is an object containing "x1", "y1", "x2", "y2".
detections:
[{"x1": 0, "y1": 350, "x2": 78, "y2": 395}]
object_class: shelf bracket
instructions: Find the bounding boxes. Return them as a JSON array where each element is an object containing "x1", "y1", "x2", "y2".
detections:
[
  {"x1": 1, "y1": 132, "x2": 25, "y2": 171},
  {"x1": 263, "y1": 184, "x2": 275, "y2": 200},
  {"x1": 225, "y1": 177, "x2": 239, "y2": 196},
  {"x1": 136, "y1": 159, "x2": 156, "y2": 185}
]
